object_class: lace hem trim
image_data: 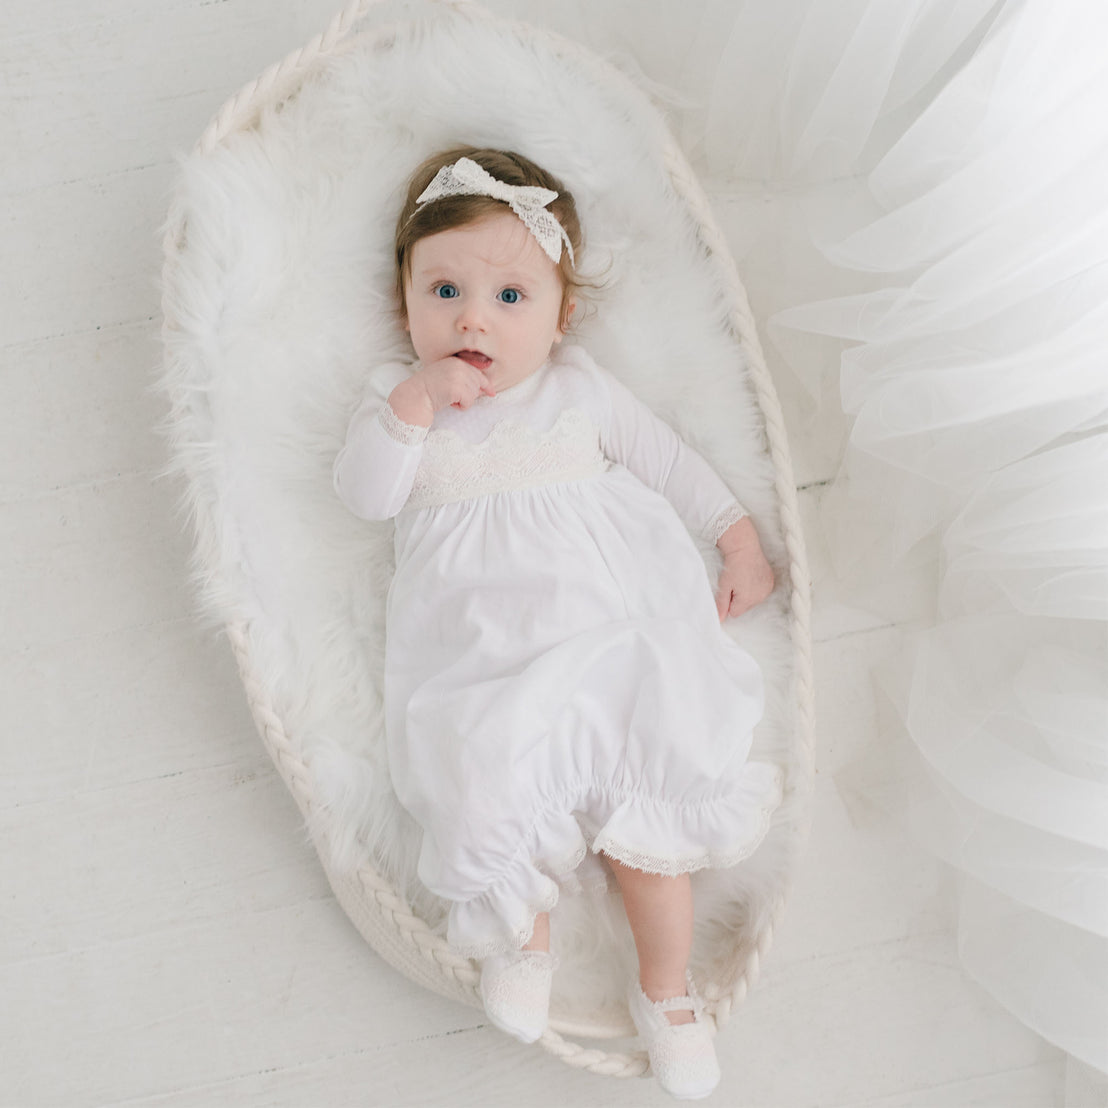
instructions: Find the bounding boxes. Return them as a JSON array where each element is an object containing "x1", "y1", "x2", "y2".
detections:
[
  {"x1": 378, "y1": 401, "x2": 429, "y2": 446},
  {"x1": 454, "y1": 883, "x2": 560, "y2": 961},
  {"x1": 704, "y1": 502, "x2": 749, "y2": 545},
  {"x1": 592, "y1": 790, "x2": 780, "y2": 878}
]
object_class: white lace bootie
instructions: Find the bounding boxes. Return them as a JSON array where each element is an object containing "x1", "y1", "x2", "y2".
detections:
[
  {"x1": 627, "y1": 972, "x2": 721, "y2": 1100},
  {"x1": 478, "y1": 948, "x2": 557, "y2": 1043}
]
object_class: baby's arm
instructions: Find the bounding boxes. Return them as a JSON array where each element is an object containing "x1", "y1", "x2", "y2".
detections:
[
  {"x1": 334, "y1": 370, "x2": 426, "y2": 520},
  {"x1": 599, "y1": 370, "x2": 774, "y2": 620},
  {"x1": 334, "y1": 357, "x2": 495, "y2": 520}
]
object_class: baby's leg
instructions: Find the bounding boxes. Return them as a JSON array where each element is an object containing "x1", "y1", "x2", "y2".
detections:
[
  {"x1": 606, "y1": 857, "x2": 695, "y2": 1026},
  {"x1": 522, "y1": 911, "x2": 550, "y2": 952}
]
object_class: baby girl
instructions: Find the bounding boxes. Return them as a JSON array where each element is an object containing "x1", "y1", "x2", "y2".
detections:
[{"x1": 334, "y1": 147, "x2": 782, "y2": 1099}]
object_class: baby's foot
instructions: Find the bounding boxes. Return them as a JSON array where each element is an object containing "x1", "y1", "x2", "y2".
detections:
[
  {"x1": 479, "y1": 948, "x2": 557, "y2": 1044},
  {"x1": 628, "y1": 973, "x2": 720, "y2": 1100}
]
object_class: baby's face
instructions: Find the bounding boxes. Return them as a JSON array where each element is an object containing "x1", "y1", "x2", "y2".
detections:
[{"x1": 404, "y1": 211, "x2": 568, "y2": 393}]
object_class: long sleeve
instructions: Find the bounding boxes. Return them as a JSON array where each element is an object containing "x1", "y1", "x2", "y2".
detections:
[
  {"x1": 333, "y1": 364, "x2": 427, "y2": 521},
  {"x1": 599, "y1": 370, "x2": 748, "y2": 544}
]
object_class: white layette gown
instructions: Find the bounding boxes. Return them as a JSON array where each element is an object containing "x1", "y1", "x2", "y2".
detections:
[{"x1": 334, "y1": 344, "x2": 784, "y2": 958}]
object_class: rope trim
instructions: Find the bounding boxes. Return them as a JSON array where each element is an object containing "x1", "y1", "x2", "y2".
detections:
[{"x1": 163, "y1": 0, "x2": 816, "y2": 1080}]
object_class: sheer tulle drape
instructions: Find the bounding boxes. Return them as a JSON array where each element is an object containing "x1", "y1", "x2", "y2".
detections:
[
  {"x1": 771, "y1": 0, "x2": 1108, "y2": 1076},
  {"x1": 480, "y1": 0, "x2": 999, "y2": 183},
  {"x1": 480, "y1": 0, "x2": 1107, "y2": 1076}
]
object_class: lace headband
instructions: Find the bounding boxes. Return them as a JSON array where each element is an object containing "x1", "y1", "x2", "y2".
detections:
[{"x1": 415, "y1": 157, "x2": 575, "y2": 267}]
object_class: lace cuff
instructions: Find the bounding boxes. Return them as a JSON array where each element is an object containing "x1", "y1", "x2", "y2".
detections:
[
  {"x1": 704, "y1": 502, "x2": 749, "y2": 545},
  {"x1": 378, "y1": 401, "x2": 429, "y2": 446}
]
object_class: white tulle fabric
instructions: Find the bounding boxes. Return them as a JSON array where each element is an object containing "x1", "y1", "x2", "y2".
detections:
[
  {"x1": 334, "y1": 345, "x2": 781, "y2": 957},
  {"x1": 760, "y1": 0, "x2": 1108, "y2": 1077},
  {"x1": 477, "y1": 0, "x2": 1107, "y2": 1077}
]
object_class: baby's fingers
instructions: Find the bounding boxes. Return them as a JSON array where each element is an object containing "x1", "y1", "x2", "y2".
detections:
[
  {"x1": 449, "y1": 368, "x2": 490, "y2": 409},
  {"x1": 715, "y1": 583, "x2": 733, "y2": 623},
  {"x1": 460, "y1": 365, "x2": 496, "y2": 404},
  {"x1": 717, "y1": 565, "x2": 761, "y2": 621}
]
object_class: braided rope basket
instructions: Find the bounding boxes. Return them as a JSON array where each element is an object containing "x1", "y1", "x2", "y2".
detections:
[{"x1": 160, "y1": 0, "x2": 814, "y2": 1078}]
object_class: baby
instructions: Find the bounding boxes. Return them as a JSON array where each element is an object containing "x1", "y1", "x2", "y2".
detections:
[{"x1": 335, "y1": 147, "x2": 782, "y2": 1099}]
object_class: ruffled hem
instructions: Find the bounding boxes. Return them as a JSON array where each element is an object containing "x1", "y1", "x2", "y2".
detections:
[
  {"x1": 593, "y1": 762, "x2": 784, "y2": 873},
  {"x1": 451, "y1": 866, "x2": 562, "y2": 961},
  {"x1": 447, "y1": 761, "x2": 785, "y2": 959}
]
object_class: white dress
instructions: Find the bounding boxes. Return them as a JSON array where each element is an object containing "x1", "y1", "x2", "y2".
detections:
[{"x1": 334, "y1": 344, "x2": 783, "y2": 958}]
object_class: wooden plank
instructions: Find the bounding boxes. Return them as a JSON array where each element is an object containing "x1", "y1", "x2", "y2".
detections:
[
  {"x1": 106, "y1": 1027, "x2": 659, "y2": 1108},
  {"x1": 2, "y1": 167, "x2": 173, "y2": 347},
  {"x1": 767, "y1": 760, "x2": 958, "y2": 971},
  {"x1": 88, "y1": 931, "x2": 1060, "y2": 1108},
  {"x1": 1, "y1": 322, "x2": 166, "y2": 499},
  {"x1": 0, "y1": 470, "x2": 195, "y2": 651},
  {"x1": 856, "y1": 1061, "x2": 1066, "y2": 1108},
  {"x1": 0, "y1": 763, "x2": 325, "y2": 964},
  {"x1": 0, "y1": 618, "x2": 258, "y2": 810},
  {"x1": 1, "y1": 0, "x2": 342, "y2": 346},
  {"x1": 0, "y1": 0, "x2": 345, "y2": 195},
  {"x1": 713, "y1": 928, "x2": 1053, "y2": 1108},
  {"x1": 0, "y1": 896, "x2": 486, "y2": 1107}
]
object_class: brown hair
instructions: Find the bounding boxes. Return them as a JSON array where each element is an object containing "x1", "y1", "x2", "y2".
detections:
[{"x1": 395, "y1": 146, "x2": 583, "y2": 331}]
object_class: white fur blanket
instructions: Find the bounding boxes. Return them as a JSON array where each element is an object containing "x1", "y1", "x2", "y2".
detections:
[{"x1": 161, "y1": 0, "x2": 811, "y2": 1035}]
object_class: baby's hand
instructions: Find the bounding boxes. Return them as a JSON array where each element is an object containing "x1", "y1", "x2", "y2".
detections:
[
  {"x1": 418, "y1": 355, "x2": 497, "y2": 411},
  {"x1": 389, "y1": 357, "x2": 496, "y2": 426},
  {"x1": 715, "y1": 517, "x2": 775, "y2": 621}
]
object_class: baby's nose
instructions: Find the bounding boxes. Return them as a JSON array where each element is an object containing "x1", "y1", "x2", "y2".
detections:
[{"x1": 456, "y1": 302, "x2": 488, "y2": 332}]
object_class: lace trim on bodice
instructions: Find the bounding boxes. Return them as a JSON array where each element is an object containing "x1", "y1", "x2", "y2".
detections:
[{"x1": 407, "y1": 407, "x2": 610, "y2": 510}]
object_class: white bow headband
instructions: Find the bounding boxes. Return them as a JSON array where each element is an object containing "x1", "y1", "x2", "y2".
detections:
[{"x1": 415, "y1": 157, "x2": 575, "y2": 267}]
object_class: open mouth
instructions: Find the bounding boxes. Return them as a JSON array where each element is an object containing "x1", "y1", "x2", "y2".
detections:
[{"x1": 455, "y1": 350, "x2": 492, "y2": 370}]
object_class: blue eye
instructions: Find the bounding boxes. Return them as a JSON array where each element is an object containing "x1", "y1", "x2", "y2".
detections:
[
  {"x1": 498, "y1": 288, "x2": 521, "y2": 304},
  {"x1": 435, "y1": 284, "x2": 459, "y2": 299}
]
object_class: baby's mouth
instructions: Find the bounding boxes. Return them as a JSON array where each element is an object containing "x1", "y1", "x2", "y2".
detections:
[{"x1": 455, "y1": 350, "x2": 492, "y2": 370}]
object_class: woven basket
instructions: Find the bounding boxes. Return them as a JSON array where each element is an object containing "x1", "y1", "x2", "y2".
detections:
[{"x1": 160, "y1": 0, "x2": 815, "y2": 1078}]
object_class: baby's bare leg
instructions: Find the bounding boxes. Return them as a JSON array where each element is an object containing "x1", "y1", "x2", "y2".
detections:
[
  {"x1": 522, "y1": 911, "x2": 550, "y2": 952},
  {"x1": 607, "y1": 857, "x2": 695, "y2": 1026}
]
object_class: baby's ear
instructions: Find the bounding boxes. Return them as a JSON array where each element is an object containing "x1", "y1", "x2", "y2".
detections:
[{"x1": 559, "y1": 297, "x2": 578, "y2": 334}]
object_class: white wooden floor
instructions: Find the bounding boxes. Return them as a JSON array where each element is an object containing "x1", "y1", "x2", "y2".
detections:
[{"x1": 1, "y1": 2, "x2": 1085, "y2": 1105}]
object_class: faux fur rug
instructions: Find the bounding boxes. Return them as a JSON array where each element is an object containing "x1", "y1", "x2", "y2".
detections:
[{"x1": 162, "y1": 0, "x2": 808, "y2": 1027}]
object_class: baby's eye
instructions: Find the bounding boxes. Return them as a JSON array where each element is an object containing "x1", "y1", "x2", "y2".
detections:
[
  {"x1": 434, "y1": 283, "x2": 459, "y2": 299},
  {"x1": 497, "y1": 288, "x2": 522, "y2": 304}
]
